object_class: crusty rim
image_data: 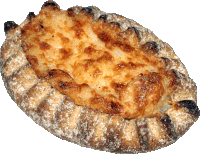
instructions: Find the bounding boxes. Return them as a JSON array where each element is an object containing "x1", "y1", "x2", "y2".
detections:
[{"x1": 0, "y1": 1, "x2": 199, "y2": 153}]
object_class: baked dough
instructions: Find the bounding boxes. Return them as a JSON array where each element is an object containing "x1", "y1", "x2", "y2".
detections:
[{"x1": 0, "y1": 1, "x2": 199, "y2": 153}]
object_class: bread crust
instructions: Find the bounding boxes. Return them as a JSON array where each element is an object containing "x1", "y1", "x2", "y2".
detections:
[{"x1": 0, "y1": 1, "x2": 199, "y2": 153}]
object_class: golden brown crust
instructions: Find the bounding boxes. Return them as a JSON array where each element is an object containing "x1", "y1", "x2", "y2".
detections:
[{"x1": 0, "y1": 1, "x2": 199, "y2": 153}]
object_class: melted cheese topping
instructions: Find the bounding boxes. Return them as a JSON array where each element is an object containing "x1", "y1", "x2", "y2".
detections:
[{"x1": 21, "y1": 6, "x2": 176, "y2": 119}]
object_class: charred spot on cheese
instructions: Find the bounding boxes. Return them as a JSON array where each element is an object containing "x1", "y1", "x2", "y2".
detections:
[
  {"x1": 22, "y1": 5, "x2": 177, "y2": 119},
  {"x1": 40, "y1": 42, "x2": 51, "y2": 50},
  {"x1": 80, "y1": 51, "x2": 113, "y2": 72},
  {"x1": 97, "y1": 32, "x2": 111, "y2": 44},
  {"x1": 59, "y1": 48, "x2": 72, "y2": 59},
  {"x1": 97, "y1": 51, "x2": 113, "y2": 62},
  {"x1": 70, "y1": 20, "x2": 85, "y2": 39},
  {"x1": 110, "y1": 101, "x2": 123, "y2": 113},
  {"x1": 39, "y1": 24, "x2": 44, "y2": 29},
  {"x1": 97, "y1": 32, "x2": 135, "y2": 52},
  {"x1": 84, "y1": 45, "x2": 98, "y2": 54},
  {"x1": 115, "y1": 42, "x2": 135, "y2": 53},
  {"x1": 56, "y1": 32, "x2": 70, "y2": 45},
  {"x1": 111, "y1": 82, "x2": 125, "y2": 93}
]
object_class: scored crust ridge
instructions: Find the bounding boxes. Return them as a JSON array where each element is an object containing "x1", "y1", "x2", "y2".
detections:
[{"x1": 0, "y1": 1, "x2": 199, "y2": 153}]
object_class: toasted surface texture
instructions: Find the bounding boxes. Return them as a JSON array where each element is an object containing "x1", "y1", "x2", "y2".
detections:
[
  {"x1": 22, "y1": 5, "x2": 177, "y2": 119},
  {"x1": 1, "y1": 1, "x2": 199, "y2": 153}
]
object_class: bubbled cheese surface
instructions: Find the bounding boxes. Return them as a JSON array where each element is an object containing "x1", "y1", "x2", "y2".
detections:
[{"x1": 21, "y1": 6, "x2": 176, "y2": 119}]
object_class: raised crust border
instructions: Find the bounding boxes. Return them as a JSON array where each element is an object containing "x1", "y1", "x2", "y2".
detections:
[{"x1": 0, "y1": 1, "x2": 199, "y2": 153}]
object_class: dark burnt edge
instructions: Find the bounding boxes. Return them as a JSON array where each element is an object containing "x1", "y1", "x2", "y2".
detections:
[
  {"x1": 161, "y1": 57, "x2": 171, "y2": 69},
  {"x1": 136, "y1": 118, "x2": 149, "y2": 152},
  {"x1": 26, "y1": 12, "x2": 36, "y2": 21},
  {"x1": 96, "y1": 19, "x2": 121, "y2": 30},
  {"x1": 4, "y1": 21, "x2": 19, "y2": 33},
  {"x1": 98, "y1": 15, "x2": 140, "y2": 33},
  {"x1": 81, "y1": 7, "x2": 93, "y2": 14},
  {"x1": 99, "y1": 14, "x2": 107, "y2": 20},
  {"x1": 159, "y1": 114, "x2": 178, "y2": 142},
  {"x1": 169, "y1": 69, "x2": 183, "y2": 87},
  {"x1": 176, "y1": 100, "x2": 200, "y2": 120},
  {"x1": 42, "y1": 0, "x2": 58, "y2": 7},
  {"x1": 128, "y1": 26, "x2": 141, "y2": 40},
  {"x1": 67, "y1": 8, "x2": 75, "y2": 17},
  {"x1": 140, "y1": 41, "x2": 159, "y2": 55},
  {"x1": 148, "y1": 41, "x2": 158, "y2": 51}
]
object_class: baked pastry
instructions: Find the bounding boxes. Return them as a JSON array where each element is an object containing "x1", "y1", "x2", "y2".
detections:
[{"x1": 0, "y1": 1, "x2": 199, "y2": 153}]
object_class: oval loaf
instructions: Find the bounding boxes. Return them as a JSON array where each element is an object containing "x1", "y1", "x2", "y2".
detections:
[{"x1": 0, "y1": 1, "x2": 199, "y2": 153}]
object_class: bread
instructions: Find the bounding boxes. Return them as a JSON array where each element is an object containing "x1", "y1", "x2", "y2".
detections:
[{"x1": 0, "y1": 1, "x2": 199, "y2": 153}]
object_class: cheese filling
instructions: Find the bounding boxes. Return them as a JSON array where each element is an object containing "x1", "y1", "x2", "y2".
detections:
[{"x1": 21, "y1": 6, "x2": 176, "y2": 119}]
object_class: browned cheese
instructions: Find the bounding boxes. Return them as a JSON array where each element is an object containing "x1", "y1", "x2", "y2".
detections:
[{"x1": 21, "y1": 5, "x2": 177, "y2": 119}]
